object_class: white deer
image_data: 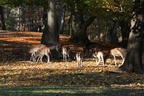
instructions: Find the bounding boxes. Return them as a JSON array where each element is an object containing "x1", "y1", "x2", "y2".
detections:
[
  {"x1": 29, "y1": 44, "x2": 46, "y2": 62},
  {"x1": 62, "y1": 47, "x2": 70, "y2": 62},
  {"x1": 35, "y1": 47, "x2": 51, "y2": 63},
  {"x1": 110, "y1": 47, "x2": 127, "y2": 65},
  {"x1": 93, "y1": 51, "x2": 104, "y2": 65},
  {"x1": 76, "y1": 52, "x2": 83, "y2": 67}
]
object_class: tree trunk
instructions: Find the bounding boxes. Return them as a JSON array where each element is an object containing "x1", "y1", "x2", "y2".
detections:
[
  {"x1": 116, "y1": 0, "x2": 144, "y2": 74},
  {"x1": 119, "y1": 20, "x2": 130, "y2": 47},
  {"x1": 69, "y1": 16, "x2": 96, "y2": 43},
  {"x1": 109, "y1": 21, "x2": 119, "y2": 44},
  {"x1": 41, "y1": 0, "x2": 63, "y2": 44},
  {"x1": 0, "y1": 6, "x2": 6, "y2": 30}
]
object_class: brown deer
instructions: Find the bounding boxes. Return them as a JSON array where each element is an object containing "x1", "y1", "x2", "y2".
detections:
[
  {"x1": 62, "y1": 47, "x2": 70, "y2": 62},
  {"x1": 83, "y1": 42, "x2": 99, "y2": 57},
  {"x1": 76, "y1": 52, "x2": 83, "y2": 67},
  {"x1": 34, "y1": 47, "x2": 51, "y2": 63},
  {"x1": 93, "y1": 51, "x2": 105, "y2": 65},
  {"x1": 29, "y1": 44, "x2": 46, "y2": 62},
  {"x1": 110, "y1": 47, "x2": 127, "y2": 65},
  {"x1": 45, "y1": 43, "x2": 62, "y2": 56}
]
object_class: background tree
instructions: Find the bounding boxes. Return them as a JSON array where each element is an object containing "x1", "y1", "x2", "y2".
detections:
[
  {"x1": 0, "y1": 5, "x2": 6, "y2": 30},
  {"x1": 115, "y1": 0, "x2": 144, "y2": 74},
  {"x1": 64, "y1": 0, "x2": 132, "y2": 44}
]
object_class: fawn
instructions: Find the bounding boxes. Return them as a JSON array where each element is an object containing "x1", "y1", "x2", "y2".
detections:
[
  {"x1": 76, "y1": 52, "x2": 83, "y2": 67},
  {"x1": 110, "y1": 47, "x2": 127, "y2": 65},
  {"x1": 62, "y1": 47, "x2": 70, "y2": 62},
  {"x1": 93, "y1": 51, "x2": 105, "y2": 65},
  {"x1": 34, "y1": 47, "x2": 51, "y2": 63},
  {"x1": 29, "y1": 44, "x2": 46, "y2": 62}
]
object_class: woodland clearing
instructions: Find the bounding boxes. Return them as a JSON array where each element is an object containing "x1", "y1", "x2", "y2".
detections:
[{"x1": 0, "y1": 30, "x2": 144, "y2": 96}]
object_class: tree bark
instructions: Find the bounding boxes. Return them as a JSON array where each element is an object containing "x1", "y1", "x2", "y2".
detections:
[
  {"x1": 0, "y1": 6, "x2": 6, "y2": 30},
  {"x1": 116, "y1": 0, "x2": 144, "y2": 74},
  {"x1": 69, "y1": 16, "x2": 96, "y2": 43},
  {"x1": 119, "y1": 20, "x2": 130, "y2": 47},
  {"x1": 41, "y1": 0, "x2": 63, "y2": 44}
]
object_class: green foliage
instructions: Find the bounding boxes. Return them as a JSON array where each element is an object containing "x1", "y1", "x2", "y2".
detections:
[
  {"x1": 64, "y1": 0, "x2": 132, "y2": 21},
  {"x1": 0, "y1": 0, "x2": 48, "y2": 7}
]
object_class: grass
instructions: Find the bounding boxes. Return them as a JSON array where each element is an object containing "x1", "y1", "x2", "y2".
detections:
[{"x1": 0, "y1": 85, "x2": 143, "y2": 96}]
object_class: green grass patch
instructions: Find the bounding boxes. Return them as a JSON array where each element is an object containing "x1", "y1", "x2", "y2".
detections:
[{"x1": 0, "y1": 86, "x2": 143, "y2": 96}]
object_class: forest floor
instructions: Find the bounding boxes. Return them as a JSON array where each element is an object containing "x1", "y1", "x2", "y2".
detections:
[{"x1": 0, "y1": 30, "x2": 144, "y2": 96}]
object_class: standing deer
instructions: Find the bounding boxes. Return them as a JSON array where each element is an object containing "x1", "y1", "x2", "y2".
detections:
[
  {"x1": 45, "y1": 43, "x2": 62, "y2": 56},
  {"x1": 110, "y1": 47, "x2": 127, "y2": 65},
  {"x1": 76, "y1": 52, "x2": 83, "y2": 67},
  {"x1": 83, "y1": 42, "x2": 99, "y2": 57},
  {"x1": 93, "y1": 51, "x2": 105, "y2": 65},
  {"x1": 34, "y1": 47, "x2": 51, "y2": 63},
  {"x1": 29, "y1": 44, "x2": 46, "y2": 62},
  {"x1": 62, "y1": 47, "x2": 70, "y2": 62}
]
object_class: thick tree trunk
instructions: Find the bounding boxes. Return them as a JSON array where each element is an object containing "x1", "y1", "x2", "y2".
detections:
[
  {"x1": 115, "y1": 0, "x2": 144, "y2": 74},
  {"x1": 41, "y1": 0, "x2": 63, "y2": 44},
  {"x1": 0, "y1": 6, "x2": 6, "y2": 30},
  {"x1": 69, "y1": 17, "x2": 96, "y2": 43}
]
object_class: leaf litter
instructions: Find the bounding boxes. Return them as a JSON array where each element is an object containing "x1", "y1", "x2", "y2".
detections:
[{"x1": 0, "y1": 30, "x2": 143, "y2": 91}]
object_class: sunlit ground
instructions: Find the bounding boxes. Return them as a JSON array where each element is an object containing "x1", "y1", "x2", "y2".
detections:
[{"x1": 0, "y1": 30, "x2": 144, "y2": 96}]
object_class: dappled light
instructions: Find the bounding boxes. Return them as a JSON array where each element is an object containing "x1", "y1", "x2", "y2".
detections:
[{"x1": 0, "y1": 30, "x2": 144, "y2": 95}]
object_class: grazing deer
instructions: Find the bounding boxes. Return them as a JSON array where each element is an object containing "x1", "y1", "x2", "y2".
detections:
[
  {"x1": 29, "y1": 44, "x2": 46, "y2": 62},
  {"x1": 110, "y1": 47, "x2": 127, "y2": 65},
  {"x1": 93, "y1": 51, "x2": 105, "y2": 65},
  {"x1": 45, "y1": 43, "x2": 62, "y2": 56},
  {"x1": 35, "y1": 47, "x2": 51, "y2": 63},
  {"x1": 62, "y1": 47, "x2": 70, "y2": 62},
  {"x1": 76, "y1": 52, "x2": 83, "y2": 67},
  {"x1": 83, "y1": 42, "x2": 98, "y2": 56}
]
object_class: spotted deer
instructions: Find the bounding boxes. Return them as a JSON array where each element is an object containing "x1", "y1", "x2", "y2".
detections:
[
  {"x1": 29, "y1": 44, "x2": 46, "y2": 62},
  {"x1": 34, "y1": 47, "x2": 51, "y2": 63},
  {"x1": 76, "y1": 52, "x2": 83, "y2": 67},
  {"x1": 62, "y1": 47, "x2": 70, "y2": 62},
  {"x1": 110, "y1": 47, "x2": 127, "y2": 65},
  {"x1": 93, "y1": 51, "x2": 105, "y2": 65},
  {"x1": 45, "y1": 43, "x2": 62, "y2": 56}
]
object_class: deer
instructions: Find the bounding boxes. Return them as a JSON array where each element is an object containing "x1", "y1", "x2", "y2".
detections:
[
  {"x1": 76, "y1": 52, "x2": 83, "y2": 67},
  {"x1": 83, "y1": 42, "x2": 99, "y2": 57},
  {"x1": 62, "y1": 47, "x2": 70, "y2": 62},
  {"x1": 110, "y1": 47, "x2": 127, "y2": 66},
  {"x1": 29, "y1": 44, "x2": 46, "y2": 62},
  {"x1": 34, "y1": 47, "x2": 51, "y2": 63},
  {"x1": 45, "y1": 43, "x2": 62, "y2": 56},
  {"x1": 93, "y1": 50, "x2": 105, "y2": 65}
]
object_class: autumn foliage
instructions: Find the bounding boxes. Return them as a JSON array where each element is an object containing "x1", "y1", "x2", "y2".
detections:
[{"x1": 0, "y1": 30, "x2": 143, "y2": 90}]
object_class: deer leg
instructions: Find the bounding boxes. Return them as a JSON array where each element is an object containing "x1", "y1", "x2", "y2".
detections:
[
  {"x1": 113, "y1": 55, "x2": 117, "y2": 66},
  {"x1": 63, "y1": 54, "x2": 67, "y2": 62},
  {"x1": 40, "y1": 56, "x2": 43, "y2": 62},
  {"x1": 46, "y1": 55, "x2": 50, "y2": 63},
  {"x1": 101, "y1": 56, "x2": 104, "y2": 65},
  {"x1": 80, "y1": 61, "x2": 83, "y2": 67},
  {"x1": 67, "y1": 54, "x2": 70, "y2": 61},
  {"x1": 96, "y1": 57, "x2": 100, "y2": 65},
  {"x1": 30, "y1": 53, "x2": 35, "y2": 62},
  {"x1": 62, "y1": 54, "x2": 64, "y2": 61},
  {"x1": 36, "y1": 56, "x2": 40, "y2": 63},
  {"x1": 120, "y1": 55, "x2": 125, "y2": 65}
]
